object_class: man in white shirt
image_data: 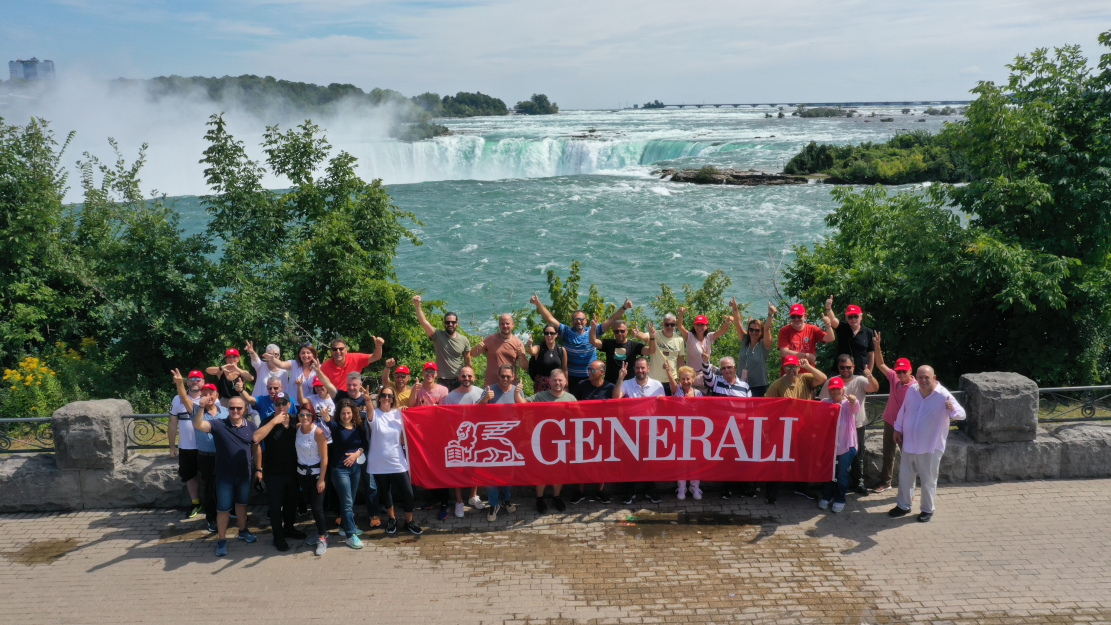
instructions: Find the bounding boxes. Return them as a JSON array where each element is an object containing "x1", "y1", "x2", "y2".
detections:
[
  {"x1": 169, "y1": 370, "x2": 207, "y2": 520},
  {"x1": 889, "y1": 365, "x2": 966, "y2": 522},
  {"x1": 612, "y1": 357, "x2": 664, "y2": 504}
]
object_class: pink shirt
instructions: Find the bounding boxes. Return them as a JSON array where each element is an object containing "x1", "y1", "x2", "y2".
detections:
[
  {"x1": 882, "y1": 369, "x2": 913, "y2": 425},
  {"x1": 411, "y1": 384, "x2": 449, "y2": 407},
  {"x1": 894, "y1": 383, "x2": 966, "y2": 454},
  {"x1": 825, "y1": 398, "x2": 860, "y2": 456}
]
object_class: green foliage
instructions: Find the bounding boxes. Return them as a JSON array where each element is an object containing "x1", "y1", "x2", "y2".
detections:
[
  {"x1": 642, "y1": 100, "x2": 666, "y2": 109},
  {"x1": 515, "y1": 94, "x2": 559, "y2": 115},
  {"x1": 783, "y1": 130, "x2": 969, "y2": 184},
  {"x1": 796, "y1": 105, "x2": 846, "y2": 118},
  {"x1": 693, "y1": 165, "x2": 720, "y2": 183},
  {"x1": 649, "y1": 270, "x2": 746, "y2": 361},
  {"x1": 923, "y1": 106, "x2": 958, "y2": 116},
  {"x1": 440, "y1": 92, "x2": 509, "y2": 117},
  {"x1": 395, "y1": 121, "x2": 451, "y2": 141}
]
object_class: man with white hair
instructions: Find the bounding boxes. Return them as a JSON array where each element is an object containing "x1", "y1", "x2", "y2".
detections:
[
  {"x1": 890, "y1": 365, "x2": 966, "y2": 523},
  {"x1": 700, "y1": 353, "x2": 752, "y2": 398},
  {"x1": 335, "y1": 372, "x2": 369, "y2": 418},
  {"x1": 245, "y1": 340, "x2": 292, "y2": 398}
]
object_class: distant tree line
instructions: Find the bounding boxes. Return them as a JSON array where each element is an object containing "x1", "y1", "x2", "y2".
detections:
[
  {"x1": 515, "y1": 94, "x2": 559, "y2": 115},
  {"x1": 410, "y1": 91, "x2": 509, "y2": 117}
]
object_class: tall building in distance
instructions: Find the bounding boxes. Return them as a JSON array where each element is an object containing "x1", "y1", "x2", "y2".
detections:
[{"x1": 8, "y1": 58, "x2": 55, "y2": 81}]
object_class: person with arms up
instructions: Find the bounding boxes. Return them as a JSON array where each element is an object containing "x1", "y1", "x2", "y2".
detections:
[
  {"x1": 777, "y1": 303, "x2": 835, "y2": 375},
  {"x1": 190, "y1": 392, "x2": 258, "y2": 557},
  {"x1": 407, "y1": 362, "x2": 452, "y2": 519},
  {"x1": 735, "y1": 301, "x2": 776, "y2": 397},
  {"x1": 530, "y1": 293, "x2": 631, "y2": 389},
  {"x1": 206, "y1": 348, "x2": 254, "y2": 401},
  {"x1": 677, "y1": 307, "x2": 734, "y2": 389},
  {"x1": 471, "y1": 314, "x2": 527, "y2": 388},
  {"x1": 763, "y1": 355, "x2": 828, "y2": 504},
  {"x1": 818, "y1": 354, "x2": 880, "y2": 495},
  {"x1": 327, "y1": 400, "x2": 369, "y2": 548},
  {"x1": 478, "y1": 367, "x2": 523, "y2": 518},
  {"x1": 633, "y1": 313, "x2": 685, "y2": 394},
  {"x1": 441, "y1": 367, "x2": 487, "y2": 518},
  {"x1": 244, "y1": 341, "x2": 291, "y2": 399},
  {"x1": 817, "y1": 376, "x2": 860, "y2": 513},
  {"x1": 251, "y1": 393, "x2": 307, "y2": 551},
  {"x1": 367, "y1": 388, "x2": 422, "y2": 535},
  {"x1": 515, "y1": 369, "x2": 576, "y2": 513},
  {"x1": 320, "y1": 336, "x2": 384, "y2": 393},
  {"x1": 414, "y1": 295, "x2": 473, "y2": 390},
  {"x1": 613, "y1": 357, "x2": 665, "y2": 504},
  {"x1": 289, "y1": 342, "x2": 321, "y2": 399},
  {"x1": 890, "y1": 366, "x2": 966, "y2": 522},
  {"x1": 293, "y1": 408, "x2": 330, "y2": 555},
  {"x1": 699, "y1": 352, "x2": 752, "y2": 500},
  {"x1": 525, "y1": 323, "x2": 568, "y2": 392},
  {"x1": 871, "y1": 332, "x2": 913, "y2": 493},
  {"x1": 822, "y1": 298, "x2": 876, "y2": 376},
  {"x1": 296, "y1": 362, "x2": 337, "y2": 420},
  {"x1": 380, "y1": 358, "x2": 414, "y2": 406},
  {"x1": 591, "y1": 318, "x2": 652, "y2": 385},
  {"x1": 168, "y1": 369, "x2": 208, "y2": 520}
]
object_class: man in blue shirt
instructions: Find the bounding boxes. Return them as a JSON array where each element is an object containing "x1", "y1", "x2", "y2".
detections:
[
  {"x1": 245, "y1": 375, "x2": 298, "y2": 423},
  {"x1": 530, "y1": 293, "x2": 632, "y2": 390}
]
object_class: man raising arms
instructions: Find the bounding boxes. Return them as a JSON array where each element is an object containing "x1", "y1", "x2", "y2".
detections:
[
  {"x1": 530, "y1": 293, "x2": 632, "y2": 390},
  {"x1": 414, "y1": 295, "x2": 473, "y2": 391}
]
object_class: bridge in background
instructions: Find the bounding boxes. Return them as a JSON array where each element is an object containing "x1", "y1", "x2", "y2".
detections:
[{"x1": 655, "y1": 100, "x2": 971, "y2": 109}]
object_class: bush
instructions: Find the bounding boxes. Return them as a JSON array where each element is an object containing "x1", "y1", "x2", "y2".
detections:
[
  {"x1": 515, "y1": 94, "x2": 559, "y2": 115},
  {"x1": 783, "y1": 130, "x2": 969, "y2": 184},
  {"x1": 694, "y1": 165, "x2": 720, "y2": 183}
]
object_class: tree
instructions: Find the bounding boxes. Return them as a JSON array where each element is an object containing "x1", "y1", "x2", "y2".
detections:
[{"x1": 515, "y1": 94, "x2": 559, "y2": 115}]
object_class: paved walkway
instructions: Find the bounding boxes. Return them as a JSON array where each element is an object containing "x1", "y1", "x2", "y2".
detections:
[{"x1": 2, "y1": 479, "x2": 1110, "y2": 624}]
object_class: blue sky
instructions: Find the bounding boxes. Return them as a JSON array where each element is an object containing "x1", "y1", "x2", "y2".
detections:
[{"x1": 3, "y1": 0, "x2": 1109, "y2": 108}]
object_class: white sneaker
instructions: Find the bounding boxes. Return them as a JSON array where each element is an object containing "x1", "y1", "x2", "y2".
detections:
[
  {"x1": 454, "y1": 502, "x2": 465, "y2": 518},
  {"x1": 818, "y1": 499, "x2": 830, "y2": 510},
  {"x1": 691, "y1": 486, "x2": 703, "y2": 500},
  {"x1": 468, "y1": 495, "x2": 485, "y2": 510},
  {"x1": 314, "y1": 537, "x2": 327, "y2": 556},
  {"x1": 831, "y1": 502, "x2": 845, "y2": 513},
  {"x1": 676, "y1": 486, "x2": 687, "y2": 500}
]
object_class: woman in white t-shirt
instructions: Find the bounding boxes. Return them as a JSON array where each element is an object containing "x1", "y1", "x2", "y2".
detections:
[
  {"x1": 294, "y1": 410, "x2": 329, "y2": 555},
  {"x1": 677, "y1": 307, "x2": 734, "y2": 389},
  {"x1": 366, "y1": 390, "x2": 422, "y2": 536},
  {"x1": 296, "y1": 374, "x2": 338, "y2": 443}
]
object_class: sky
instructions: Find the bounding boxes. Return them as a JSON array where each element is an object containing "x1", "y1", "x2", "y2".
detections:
[{"x1": 3, "y1": 0, "x2": 1110, "y2": 109}]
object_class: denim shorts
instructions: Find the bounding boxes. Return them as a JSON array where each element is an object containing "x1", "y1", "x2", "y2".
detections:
[{"x1": 215, "y1": 478, "x2": 250, "y2": 512}]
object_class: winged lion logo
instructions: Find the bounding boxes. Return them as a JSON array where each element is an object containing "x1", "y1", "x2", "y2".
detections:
[{"x1": 445, "y1": 421, "x2": 526, "y2": 467}]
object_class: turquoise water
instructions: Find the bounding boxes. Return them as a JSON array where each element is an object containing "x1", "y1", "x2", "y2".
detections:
[{"x1": 169, "y1": 106, "x2": 955, "y2": 332}]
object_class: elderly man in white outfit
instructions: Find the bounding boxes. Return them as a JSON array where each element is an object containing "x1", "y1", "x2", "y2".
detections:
[{"x1": 889, "y1": 365, "x2": 966, "y2": 523}]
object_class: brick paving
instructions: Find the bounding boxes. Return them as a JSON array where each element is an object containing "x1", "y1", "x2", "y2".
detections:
[{"x1": 2, "y1": 479, "x2": 1111, "y2": 624}]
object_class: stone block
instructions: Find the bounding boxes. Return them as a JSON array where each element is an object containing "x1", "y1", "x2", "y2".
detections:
[
  {"x1": 938, "y1": 431, "x2": 971, "y2": 483},
  {"x1": 862, "y1": 429, "x2": 898, "y2": 485},
  {"x1": 1054, "y1": 424, "x2": 1111, "y2": 478},
  {"x1": 964, "y1": 436, "x2": 1062, "y2": 482},
  {"x1": 80, "y1": 454, "x2": 187, "y2": 508},
  {"x1": 0, "y1": 454, "x2": 82, "y2": 512},
  {"x1": 52, "y1": 399, "x2": 132, "y2": 470},
  {"x1": 959, "y1": 372, "x2": 1039, "y2": 443}
]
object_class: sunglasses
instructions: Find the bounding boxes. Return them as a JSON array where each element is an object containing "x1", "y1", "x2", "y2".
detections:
[
  {"x1": 720, "y1": 365, "x2": 736, "y2": 370},
  {"x1": 838, "y1": 365, "x2": 854, "y2": 370},
  {"x1": 227, "y1": 406, "x2": 245, "y2": 412},
  {"x1": 300, "y1": 342, "x2": 314, "y2": 348},
  {"x1": 748, "y1": 328, "x2": 760, "y2": 332},
  {"x1": 379, "y1": 394, "x2": 395, "y2": 399},
  {"x1": 789, "y1": 315, "x2": 803, "y2": 320},
  {"x1": 444, "y1": 320, "x2": 458, "y2": 325},
  {"x1": 499, "y1": 375, "x2": 513, "y2": 380},
  {"x1": 846, "y1": 315, "x2": 861, "y2": 320},
  {"x1": 572, "y1": 317, "x2": 586, "y2": 323},
  {"x1": 784, "y1": 365, "x2": 800, "y2": 370},
  {"x1": 543, "y1": 331, "x2": 557, "y2": 336},
  {"x1": 614, "y1": 329, "x2": 627, "y2": 333},
  {"x1": 589, "y1": 366, "x2": 605, "y2": 372},
  {"x1": 663, "y1": 323, "x2": 676, "y2": 327}
]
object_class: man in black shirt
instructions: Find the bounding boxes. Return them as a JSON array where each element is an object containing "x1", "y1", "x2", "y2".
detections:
[
  {"x1": 569, "y1": 359, "x2": 614, "y2": 504},
  {"x1": 589, "y1": 320, "x2": 653, "y2": 385},
  {"x1": 823, "y1": 298, "x2": 875, "y2": 376},
  {"x1": 252, "y1": 393, "x2": 307, "y2": 551}
]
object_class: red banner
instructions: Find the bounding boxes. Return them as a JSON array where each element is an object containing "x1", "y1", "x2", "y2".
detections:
[{"x1": 403, "y1": 397, "x2": 838, "y2": 488}]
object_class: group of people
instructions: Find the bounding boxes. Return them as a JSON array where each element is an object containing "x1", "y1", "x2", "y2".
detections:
[{"x1": 167, "y1": 293, "x2": 965, "y2": 557}]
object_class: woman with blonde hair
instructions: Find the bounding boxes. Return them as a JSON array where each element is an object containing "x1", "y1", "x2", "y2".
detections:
[{"x1": 664, "y1": 362, "x2": 703, "y2": 500}]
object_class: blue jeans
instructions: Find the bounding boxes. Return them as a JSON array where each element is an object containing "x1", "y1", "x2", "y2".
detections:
[
  {"x1": 749, "y1": 385, "x2": 768, "y2": 398},
  {"x1": 486, "y1": 486, "x2": 512, "y2": 508},
  {"x1": 823, "y1": 447, "x2": 858, "y2": 504},
  {"x1": 215, "y1": 478, "x2": 250, "y2": 512},
  {"x1": 331, "y1": 463, "x2": 362, "y2": 534},
  {"x1": 363, "y1": 470, "x2": 379, "y2": 516}
]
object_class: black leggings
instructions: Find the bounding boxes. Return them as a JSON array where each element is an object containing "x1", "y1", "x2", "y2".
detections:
[
  {"x1": 296, "y1": 471, "x2": 327, "y2": 536},
  {"x1": 375, "y1": 472, "x2": 415, "y2": 513}
]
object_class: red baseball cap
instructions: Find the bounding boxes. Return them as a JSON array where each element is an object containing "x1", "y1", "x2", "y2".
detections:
[
  {"x1": 894, "y1": 358, "x2": 912, "y2": 372},
  {"x1": 845, "y1": 304, "x2": 862, "y2": 316},
  {"x1": 187, "y1": 370, "x2": 204, "y2": 379},
  {"x1": 789, "y1": 304, "x2": 806, "y2": 316},
  {"x1": 422, "y1": 361, "x2": 437, "y2": 371},
  {"x1": 694, "y1": 315, "x2": 709, "y2": 325},
  {"x1": 201, "y1": 383, "x2": 218, "y2": 392},
  {"x1": 827, "y1": 377, "x2": 845, "y2": 389},
  {"x1": 782, "y1": 355, "x2": 800, "y2": 366},
  {"x1": 395, "y1": 365, "x2": 411, "y2": 375},
  {"x1": 225, "y1": 348, "x2": 240, "y2": 357},
  {"x1": 312, "y1": 378, "x2": 324, "y2": 387}
]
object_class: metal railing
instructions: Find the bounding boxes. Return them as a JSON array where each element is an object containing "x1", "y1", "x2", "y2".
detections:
[{"x1": 2, "y1": 386, "x2": 1110, "y2": 455}]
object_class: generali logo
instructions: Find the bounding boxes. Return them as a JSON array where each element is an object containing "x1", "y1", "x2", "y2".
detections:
[{"x1": 445, "y1": 421, "x2": 526, "y2": 467}]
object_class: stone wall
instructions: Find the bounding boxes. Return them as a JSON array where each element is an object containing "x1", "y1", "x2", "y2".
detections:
[{"x1": 4, "y1": 376, "x2": 1111, "y2": 512}]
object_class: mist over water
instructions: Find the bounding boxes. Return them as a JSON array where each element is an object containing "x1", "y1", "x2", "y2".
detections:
[{"x1": 2, "y1": 82, "x2": 955, "y2": 329}]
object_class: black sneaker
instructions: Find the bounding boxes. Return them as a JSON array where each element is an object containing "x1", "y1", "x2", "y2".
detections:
[
  {"x1": 297, "y1": 503, "x2": 308, "y2": 517},
  {"x1": 274, "y1": 537, "x2": 290, "y2": 552},
  {"x1": 206, "y1": 521, "x2": 218, "y2": 533},
  {"x1": 552, "y1": 496, "x2": 566, "y2": 512},
  {"x1": 621, "y1": 494, "x2": 634, "y2": 506},
  {"x1": 645, "y1": 492, "x2": 661, "y2": 504},
  {"x1": 889, "y1": 505, "x2": 910, "y2": 518},
  {"x1": 536, "y1": 497, "x2": 548, "y2": 514},
  {"x1": 917, "y1": 511, "x2": 933, "y2": 523},
  {"x1": 385, "y1": 517, "x2": 398, "y2": 533},
  {"x1": 741, "y1": 488, "x2": 758, "y2": 499},
  {"x1": 852, "y1": 484, "x2": 869, "y2": 496},
  {"x1": 419, "y1": 500, "x2": 437, "y2": 511},
  {"x1": 597, "y1": 492, "x2": 611, "y2": 504},
  {"x1": 569, "y1": 492, "x2": 585, "y2": 505},
  {"x1": 283, "y1": 527, "x2": 307, "y2": 540},
  {"x1": 406, "y1": 521, "x2": 424, "y2": 535},
  {"x1": 720, "y1": 490, "x2": 732, "y2": 500},
  {"x1": 765, "y1": 495, "x2": 777, "y2": 505}
]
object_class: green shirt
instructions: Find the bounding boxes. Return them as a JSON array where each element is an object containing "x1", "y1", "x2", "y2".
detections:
[
  {"x1": 527, "y1": 391, "x2": 577, "y2": 403},
  {"x1": 432, "y1": 328, "x2": 471, "y2": 379}
]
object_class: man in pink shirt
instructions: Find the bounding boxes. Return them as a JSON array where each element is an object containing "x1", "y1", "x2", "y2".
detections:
[
  {"x1": 871, "y1": 332, "x2": 913, "y2": 492},
  {"x1": 889, "y1": 365, "x2": 966, "y2": 522}
]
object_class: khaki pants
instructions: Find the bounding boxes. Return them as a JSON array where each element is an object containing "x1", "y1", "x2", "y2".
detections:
[
  {"x1": 877, "y1": 422, "x2": 898, "y2": 487},
  {"x1": 895, "y1": 448, "x2": 945, "y2": 513}
]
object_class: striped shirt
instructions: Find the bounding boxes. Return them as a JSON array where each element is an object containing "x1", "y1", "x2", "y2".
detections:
[
  {"x1": 701, "y1": 361, "x2": 752, "y2": 397},
  {"x1": 559, "y1": 323, "x2": 600, "y2": 378}
]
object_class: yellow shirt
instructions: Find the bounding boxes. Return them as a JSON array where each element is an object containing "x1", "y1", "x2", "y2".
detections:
[{"x1": 765, "y1": 373, "x2": 818, "y2": 399}]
